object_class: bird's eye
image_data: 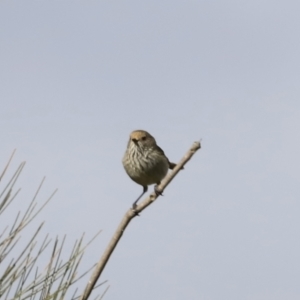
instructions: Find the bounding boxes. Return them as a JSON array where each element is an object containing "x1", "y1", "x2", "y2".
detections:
[{"x1": 141, "y1": 136, "x2": 147, "y2": 141}]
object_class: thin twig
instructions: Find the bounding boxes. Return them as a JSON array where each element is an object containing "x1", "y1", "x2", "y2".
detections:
[
  {"x1": 80, "y1": 141, "x2": 201, "y2": 300},
  {"x1": 0, "y1": 149, "x2": 16, "y2": 182}
]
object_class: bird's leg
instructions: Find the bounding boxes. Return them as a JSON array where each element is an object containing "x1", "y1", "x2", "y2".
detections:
[
  {"x1": 154, "y1": 183, "x2": 163, "y2": 196},
  {"x1": 132, "y1": 186, "x2": 148, "y2": 209}
]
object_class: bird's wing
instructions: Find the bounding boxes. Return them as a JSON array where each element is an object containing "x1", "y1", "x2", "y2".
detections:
[
  {"x1": 156, "y1": 145, "x2": 166, "y2": 156},
  {"x1": 156, "y1": 145, "x2": 178, "y2": 170}
]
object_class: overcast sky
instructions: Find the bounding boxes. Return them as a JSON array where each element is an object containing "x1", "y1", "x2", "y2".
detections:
[{"x1": 1, "y1": 1, "x2": 300, "y2": 299}]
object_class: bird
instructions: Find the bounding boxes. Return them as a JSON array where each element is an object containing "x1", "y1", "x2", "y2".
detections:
[{"x1": 122, "y1": 130, "x2": 177, "y2": 208}]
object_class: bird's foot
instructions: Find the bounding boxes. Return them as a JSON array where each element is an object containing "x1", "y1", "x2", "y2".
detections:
[
  {"x1": 131, "y1": 203, "x2": 140, "y2": 216},
  {"x1": 154, "y1": 185, "x2": 163, "y2": 196}
]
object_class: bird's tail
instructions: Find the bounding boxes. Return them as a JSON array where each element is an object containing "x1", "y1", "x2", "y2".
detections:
[{"x1": 169, "y1": 162, "x2": 184, "y2": 170}]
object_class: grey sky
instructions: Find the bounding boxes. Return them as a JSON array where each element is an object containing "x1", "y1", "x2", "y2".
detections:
[{"x1": 1, "y1": 1, "x2": 300, "y2": 299}]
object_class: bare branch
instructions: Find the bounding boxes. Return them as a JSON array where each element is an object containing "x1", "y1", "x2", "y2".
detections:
[{"x1": 80, "y1": 141, "x2": 201, "y2": 300}]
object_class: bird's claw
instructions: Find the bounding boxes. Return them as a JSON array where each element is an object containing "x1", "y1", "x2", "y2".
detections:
[
  {"x1": 131, "y1": 204, "x2": 140, "y2": 216},
  {"x1": 154, "y1": 185, "x2": 163, "y2": 196}
]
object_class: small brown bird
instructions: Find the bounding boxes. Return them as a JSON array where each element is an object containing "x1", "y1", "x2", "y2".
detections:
[{"x1": 122, "y1": 130, "x2": 177, "y2": 208}]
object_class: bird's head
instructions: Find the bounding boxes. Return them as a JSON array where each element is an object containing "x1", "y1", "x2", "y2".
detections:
[{"x1": 129, "y1": 130, "x2": 157, "y2": 150}]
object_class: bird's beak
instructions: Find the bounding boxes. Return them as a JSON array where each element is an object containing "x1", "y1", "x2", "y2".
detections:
[
  {"x1": 132, "y1": 138, "x2": 141, "y2": 149},
  {"x1": 132, "y1": 138, "x2": 139, "y2": 146}
]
